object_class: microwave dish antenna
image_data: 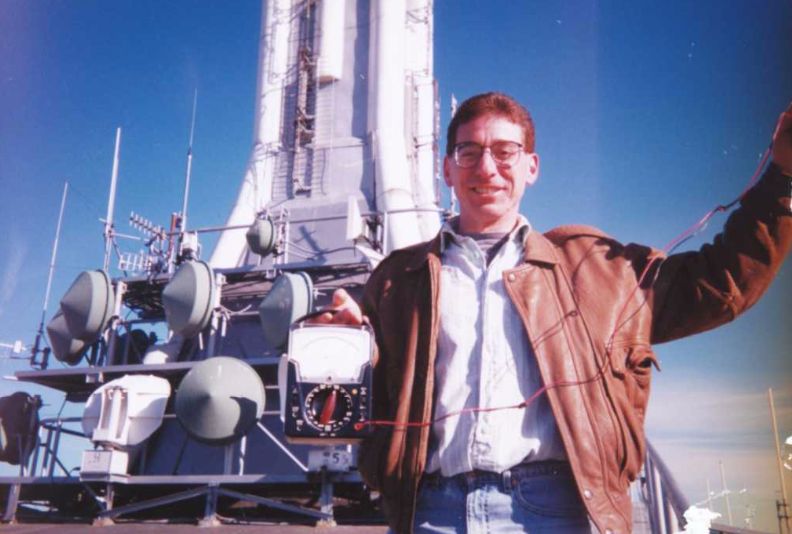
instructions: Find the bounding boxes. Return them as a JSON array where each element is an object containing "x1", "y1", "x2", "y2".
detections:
[{"x1": 175, "y1": 357, "x2": 265, "y2": 446}]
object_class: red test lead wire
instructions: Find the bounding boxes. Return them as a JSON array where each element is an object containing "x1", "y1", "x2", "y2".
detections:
[{"x1": 355, "y1": 144, "x2": 775, "y2": 433}]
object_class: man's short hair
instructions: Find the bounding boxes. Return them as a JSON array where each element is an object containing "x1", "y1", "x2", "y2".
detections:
[{"x1": 446, "y1": 92, "x2": 535, "y2": 156}]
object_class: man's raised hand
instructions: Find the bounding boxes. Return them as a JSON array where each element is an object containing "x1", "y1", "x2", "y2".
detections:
[{"x1": 772, "y1": 100, "x2": 792, "y2": 178}]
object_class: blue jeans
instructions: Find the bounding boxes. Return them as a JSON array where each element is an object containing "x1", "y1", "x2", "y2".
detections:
[{"x1": 410, "y1": 461, "x2": 591, "y2": 533}]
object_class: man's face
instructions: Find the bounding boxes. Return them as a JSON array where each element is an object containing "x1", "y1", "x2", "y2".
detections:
[{"x1": 443, "y1": 114, "x2": 539, "y2": 234}]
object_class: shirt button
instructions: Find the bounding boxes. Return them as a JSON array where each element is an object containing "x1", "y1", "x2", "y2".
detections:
[
  {"x1": 583, "y1": 489, "x2": 593, "y2": 499},
  {"x1": 508, "y1": 273, "x2": 516, "y2": 281},
  {"x1": 605, "y1": 530, "x2": 614, "y2": 534}
]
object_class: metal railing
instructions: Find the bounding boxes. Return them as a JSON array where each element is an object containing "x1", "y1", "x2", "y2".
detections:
[{"x1": 636, "y1": 440, "x2": 690, "y2": 534}]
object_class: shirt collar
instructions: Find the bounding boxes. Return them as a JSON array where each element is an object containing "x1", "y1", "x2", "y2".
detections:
[
  {"x1": 440, "y1": 215, "x2": 532, "y2": 253},
  {"x1": 405, "y1": 217, "x2": 556, "y2": 272}
]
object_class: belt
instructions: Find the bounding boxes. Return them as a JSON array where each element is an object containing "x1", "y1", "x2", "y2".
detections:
[{"x1": 420, "y1": 460, "x2": 571, "y2": 492}]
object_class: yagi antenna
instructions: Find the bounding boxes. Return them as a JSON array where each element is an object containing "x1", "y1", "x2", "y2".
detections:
[{"x1": 179, "y1": 89, "x2": 198, "y2": 234}]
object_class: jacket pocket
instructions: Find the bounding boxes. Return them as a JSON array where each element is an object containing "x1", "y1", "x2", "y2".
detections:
[{"x1": 608, "y1": 343, "x2": 660, "y2": 488}]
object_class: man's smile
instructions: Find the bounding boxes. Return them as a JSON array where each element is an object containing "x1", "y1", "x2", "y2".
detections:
[{"x1": 471, "y1": 186, "x2": 504, "y2": 195}]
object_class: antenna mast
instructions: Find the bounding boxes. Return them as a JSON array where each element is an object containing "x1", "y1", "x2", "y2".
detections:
[
  {"x1": 719, "y1": 460, "x2": 733, "y2": 526},
  {"x1": 180, "y1": 89, "x2": 198, "y2": 234},
  {"x1": 103, "y1": 127, "x2": 122, "y2": 272},
  {"x1": 449, "y1": 94, "x2": 458, "y2": 215},
  {"x1": 769, "y1": 388, "x2": 791, "y2": 534},
  {"x1": 31, "y1": 181, "x2": 69, "y2": 368}
]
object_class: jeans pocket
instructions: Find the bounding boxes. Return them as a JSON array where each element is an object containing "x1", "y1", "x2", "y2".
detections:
[
  {"x1": 414, "y1": 478, "x2": 467, "y2": 534},
  {"x1": 512, "y1": 472, "x2": 588, "y2": 518}
]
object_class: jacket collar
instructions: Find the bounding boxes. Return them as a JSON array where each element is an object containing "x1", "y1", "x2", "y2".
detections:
[
  {"x1": 523, "y1": 227, "x2": 559, "y2": 266},
  {"x1": 406, "y1": 234, "x2": 443, "y2": 272},
  {"x1": 406, "y1": 216, "x2": 558, "y2": 271}
]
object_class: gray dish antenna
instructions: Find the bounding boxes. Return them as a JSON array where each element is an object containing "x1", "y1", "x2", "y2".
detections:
[
  {"x1": 258, "y1": 271, "x2": 313, "y2": 349},
  {"x1": 246, "y1": 216, "x2": 277, "y2": 257},
  {"x1": 174, "y1": 357, "x2": 265, "y2": 445},
  {"x1": 60, "y1": 270, "x2": 115, "y2": 342},
  {"x1": 162, "y1": 260, "x2": 216, "y2": 337},
  {"x1": 45, "y1": 308, "x2": 89, "y2": 365}
]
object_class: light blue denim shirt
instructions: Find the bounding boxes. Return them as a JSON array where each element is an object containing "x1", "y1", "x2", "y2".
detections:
[{"x1": 426, "y1": 216, "x2": 567, "y2": 476}]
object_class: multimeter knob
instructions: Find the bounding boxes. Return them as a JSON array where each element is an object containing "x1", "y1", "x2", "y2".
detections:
[{"x1": 304, "y1": 384, "x2": 354, "y2": 433}]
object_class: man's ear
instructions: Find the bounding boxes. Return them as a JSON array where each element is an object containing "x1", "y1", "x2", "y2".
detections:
[
  {"x1": 525, "y1": 153, "x2": 540, "y2": 186},
  {"x1": 443, "y1": 155, "x2": 453, "y2": 187}
]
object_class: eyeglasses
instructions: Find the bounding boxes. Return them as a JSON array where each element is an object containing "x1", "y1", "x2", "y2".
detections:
[{"x1": 453, "y1": 141, "x2": 525, "y2": 169}]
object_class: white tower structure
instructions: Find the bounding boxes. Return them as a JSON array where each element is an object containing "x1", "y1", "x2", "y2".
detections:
[{"x1": 210, "y1": 0, "x2": 441, "y2": 269}]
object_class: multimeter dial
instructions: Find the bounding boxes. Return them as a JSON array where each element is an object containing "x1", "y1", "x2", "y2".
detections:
[{"x1": 304, "y1": 384, "x2": 354, "y2": 432}]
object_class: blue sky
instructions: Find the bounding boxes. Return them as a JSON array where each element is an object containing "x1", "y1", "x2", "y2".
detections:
[{"x1": 1, "y1": 0, "x2": 791, "y2": 530}]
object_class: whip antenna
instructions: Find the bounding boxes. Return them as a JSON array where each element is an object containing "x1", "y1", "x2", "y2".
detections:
[
  {"x1": 31, "y1": 181, "x2": 69, "y2": 368},
  {"x1": 103, "y1": 127, "x2": 122, "y2": 272},
  {"x1": 180, "y1": 89, "x2": 198, "y2": 234}
]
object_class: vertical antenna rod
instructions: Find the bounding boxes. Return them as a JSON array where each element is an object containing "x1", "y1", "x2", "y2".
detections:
[
  {"x1": 769, "y1": 387, "x2": 791, "y2": 534},
  {"x1": 719, "y1": 460, "x2": 733, "y2": 525},
  {"x1": 103, "y1": 127, "x2": 122, "y2": 272},
  {"x1": 42, "y1": 182, "x2": 69, "y2": 320},
  {"x1": 180, "y1": 89, "x2": 198, "y2": 233},
  {"x1": 449, "y1": 94, "x2": 458, "y2": 215},
  {"x1": 706, "y1": 478, "x2": 713, "y2": 511},
  {"x1": 31, "y1": 181, "x2": 69, "y2": 366}
]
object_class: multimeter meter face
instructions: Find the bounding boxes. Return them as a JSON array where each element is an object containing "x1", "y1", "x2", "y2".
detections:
[{"x1": 282, "y1": 324, "x2": 374, "y2": 444}]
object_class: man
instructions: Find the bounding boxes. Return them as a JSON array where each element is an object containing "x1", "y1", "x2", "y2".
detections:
[{"x1": 317, "y1": 93, "x2": 792, "y2": 533}]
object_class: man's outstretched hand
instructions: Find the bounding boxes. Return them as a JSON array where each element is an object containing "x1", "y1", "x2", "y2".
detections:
[
  {"x1": 773, "y1": 101, "x2": 792, "y2": 178},
  {"x1": 309, "y1": 288, "x2": 364, "y2": 326}
]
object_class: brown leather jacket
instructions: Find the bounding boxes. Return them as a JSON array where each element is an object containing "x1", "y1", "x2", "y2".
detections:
[{"x1": 357, "y1": 165, "x2": 792, "y2": 534}]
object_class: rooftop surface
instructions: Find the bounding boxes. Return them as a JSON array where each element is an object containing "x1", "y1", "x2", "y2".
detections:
[{"x1": 2, "y1": 524, "x2": 388, "y2": 533}]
